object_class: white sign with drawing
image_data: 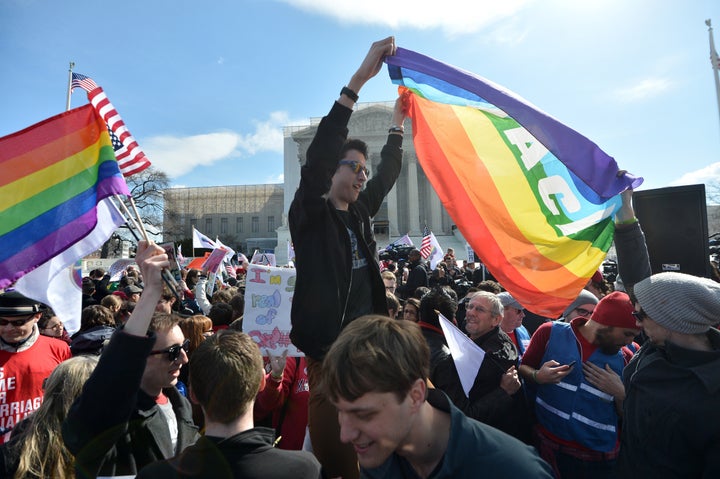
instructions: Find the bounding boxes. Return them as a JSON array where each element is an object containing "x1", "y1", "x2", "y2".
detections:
[{"x1": 242, "y1": 265, "x2": 301, "y2": 356}]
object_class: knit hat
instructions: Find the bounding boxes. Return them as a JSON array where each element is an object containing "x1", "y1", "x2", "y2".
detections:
[
  {"x1": 497, "y1": 292, "x2": 523, "y2": 310},
  {"x1": 0, "y1": 291, "x2": 44, "y2": 317},
  {"x1": 562, "y1": 290, "x2": 599, "y2": 318},
  {"x1": 634, "y1": 272, "x2": 720, "y2": 334},
  {"x1": 590, "y1": 291, "x2": 637, "y2": 330}
]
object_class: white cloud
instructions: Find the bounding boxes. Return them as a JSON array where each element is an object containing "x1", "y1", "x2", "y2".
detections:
[
  {"x1": 613, "y1": 77, "x2": 674, "y2": 102},
  {"x1": 142, "y1": 111, "x2": 299, "y2": 178},
  {"x1": 278, "y1": 0, "x2": 532, "y2": 35},
  {"x1": 217, "y1": 56, "x2": 225, "y2": 65},
  {"x1": 670, "y1": 162, "x2": 720, "y2": 187},
  {"x1": 266, "y1": 173, "x2": 285, "y2": 184}
]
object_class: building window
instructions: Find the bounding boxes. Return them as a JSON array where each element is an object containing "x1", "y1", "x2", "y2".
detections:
[
  {"x1": 236, "y1": 217, "x2": 243, "y2": 233},
  {"x1": 205, "y1": 218, "x2": 212, "y2": 234},
  {"x1": 267, "y1": 216, "x2": 275, "y2": 232},
  {"x1": 252, "y1": 216, "x2": 259, "y2": 233},
  {"x1": 221, "y1": 217, "x2": 228, "y2": 234}
]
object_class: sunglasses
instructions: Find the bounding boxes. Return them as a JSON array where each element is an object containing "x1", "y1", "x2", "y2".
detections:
[
  {"x1": 632, "y1": 309, "x2": 648, "y2": 322},
  {"x1": 149, "y1": 339, "x2": 190, "y2": 362},
  {"x1": 338, "y1": 159, "x2": 369, "y2": 177},
  {"x1": 0, "y1": 315, "x2": 35, "y2": 327}
]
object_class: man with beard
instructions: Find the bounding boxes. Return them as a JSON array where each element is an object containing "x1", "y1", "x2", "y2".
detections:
[{"x1": 519, "y1": 291, "x2": 639, "y2": 478}]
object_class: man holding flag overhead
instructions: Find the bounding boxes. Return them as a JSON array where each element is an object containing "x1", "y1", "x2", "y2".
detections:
[{"x1": 288, "y1": 37, "x2": 405, "y2": 479}]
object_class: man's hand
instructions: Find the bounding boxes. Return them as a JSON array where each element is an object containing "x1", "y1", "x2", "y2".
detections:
[
  {"x1": 535, "y1": 360, "x2": 574, "y2": 385},
  {"x1": 582, "y1": 362, "x2": 625, "y2": 400},
  {"x1": 267, "y1": 349, "x2": 288, "y2": 379},
  {"x1": 346, "y1": 36, "x2": 396, "y2": 97},
  {"x1": 500, "y1": 366, "x2": 521, "y2": 395},
  {"x1": 125, "y1": 241, "x2": 169, "y2": 337}
]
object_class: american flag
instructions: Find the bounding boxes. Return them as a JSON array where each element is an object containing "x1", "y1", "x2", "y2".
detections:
[
  {"x1": 71, "y1": 72, "x2": 99, "y2": 93},
  {"x1": 420, "y1": 225, "x2": 432, "y2": 259},
  {"x1": 71, "y1": 72, "x2": 151, "y2": 177}
]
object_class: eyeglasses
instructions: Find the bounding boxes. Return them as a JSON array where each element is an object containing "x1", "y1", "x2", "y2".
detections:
[
  {"x1": 0, "y1": 315, "x2": 35, "y2": 327},
  {"x1": 574, "y1": 307, "x2": 594, "y2": 317},
  {"x1": 41, "y1": 323, "x2": 63, "y2": 331},
  {"x1": 149, "y1": 339, "x2": 189, "y2": 362},
  {"x1": 338, "y1": 159, "x2": 369, "y2": 177},
  {"x1": 632, "y1": 309, "x2": 648, "y2": 322}
]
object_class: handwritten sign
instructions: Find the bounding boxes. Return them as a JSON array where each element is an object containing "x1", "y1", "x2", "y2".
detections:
[{"x1": 243, "y1": 265, "x2": 301, "y2": 356}]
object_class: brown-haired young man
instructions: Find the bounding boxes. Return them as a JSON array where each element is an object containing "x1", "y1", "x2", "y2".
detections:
[
  {"x1": 137, "y1": 330, "x2": 321, "y2": 478},
  {"x1": 63, "y1": 242, "x2": 199, "y2": 478},
  {"x1": 323, "y1": 315, "x2": 553, "y2": 478},
  {"x1": 288, "y1": 36, "x2": 405, "y2": 479}
]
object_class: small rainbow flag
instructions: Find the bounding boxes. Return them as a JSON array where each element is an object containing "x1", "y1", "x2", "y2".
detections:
[
  {"x1": 0, "y1": 104, "x2": 130, "y2": 289},
  {"x1": 386, "y1": 48, "x2": 643, "y2": 317}
]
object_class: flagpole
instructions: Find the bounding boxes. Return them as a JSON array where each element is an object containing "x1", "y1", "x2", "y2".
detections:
[
  {"x1": 707, "y1": 19, "x2": 720, "y2": 139},
  {"x1": 66, "y1": 62, "x2": 75, "y2": 112}
]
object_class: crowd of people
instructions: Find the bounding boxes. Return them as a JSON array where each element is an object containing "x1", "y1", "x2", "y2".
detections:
[{"x1": 0, "y1": 37, "x2": 718, "y2": 478}]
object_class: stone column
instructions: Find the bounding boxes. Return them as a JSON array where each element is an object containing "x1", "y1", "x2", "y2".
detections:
[{"x1": 408, "y1": 159, "x2": 421, "y2": 235}]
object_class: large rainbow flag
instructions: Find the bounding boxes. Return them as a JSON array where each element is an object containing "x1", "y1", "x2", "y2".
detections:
[
  {"x1": 0, "y1": 104, "x2": 130, "y2": 290},
  {"x1": 386, "y1": 48, "x2": 643, "y2": 317}
]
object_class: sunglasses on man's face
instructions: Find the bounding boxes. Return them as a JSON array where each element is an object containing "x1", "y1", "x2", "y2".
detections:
[
  {"x1": 149, "y1": 339, "x2": 190, "y2": 362},
  {"x1": 338, "y1": 159, "x2": 369, "y2": 177},
  {"x1": 0, "y1": 315, "x2": 35, "y2": 327},
  {"x1": 632, "y1": 309, "x2": 648, "y2": 322}
]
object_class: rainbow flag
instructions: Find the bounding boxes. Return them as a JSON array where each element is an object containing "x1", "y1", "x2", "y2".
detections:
[
  {"x1": 0, "y1": 104, "x2": 130, "y2": 289},
  {"x1": 386, "y1": 48, "x2": 643, "y2": 317}
]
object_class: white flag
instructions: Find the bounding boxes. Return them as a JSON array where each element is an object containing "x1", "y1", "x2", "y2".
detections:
[
  {"x1": 215, "y1": 237, "x2": 236, "y2": 261},
  {"x1": 438, "y1": 313, "x2": 486, "y2": 398},
  {"x1": 14, "y1": 200, "x2": 125, "y2": 334},
  {"x1": 426, "y1": 232, "x2": 445, "y2": 270},
  {"x1": 192, "y1": 227, "x2": 216, "y2": 250}
]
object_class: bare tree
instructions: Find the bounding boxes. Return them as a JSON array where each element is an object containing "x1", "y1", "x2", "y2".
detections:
[{"x1": 125, "y1": 167, "x2": 170, "y2": 234}]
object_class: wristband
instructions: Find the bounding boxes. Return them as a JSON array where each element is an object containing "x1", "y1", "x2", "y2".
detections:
[
  {"x1": 388, "y1": 125, "x2": 405, "y2": 134},
  {"x1": 341, "y1": 86, "x2": 359, "y2": 103},
  {"x1": 616, "y1": 217, "x2": 638, "y2": 225},
  {"x1": 532, "y1": 369, "x2": 539, "y2": 384}
]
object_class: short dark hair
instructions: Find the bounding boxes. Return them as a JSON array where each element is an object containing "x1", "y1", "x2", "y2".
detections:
[
  {"x1": 189, "y1": 330, "x2": 263, "y2": 423},
  {"x1": 322, "y1": 315, "x2": 429, "y2": 403},
  {"x1": 419, "y1": 287, "x2": 458, "y2": 327},
  {"x1": 340, "y1": 138, "x2": 368, "y2": 161},
  {"x1": 208, "y1": 302, "x2": 233, "y2": 327}
]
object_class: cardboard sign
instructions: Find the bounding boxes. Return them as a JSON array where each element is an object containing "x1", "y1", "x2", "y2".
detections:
[{"x1": 243, "y1": 265, "x2": 301, "y2": 356}]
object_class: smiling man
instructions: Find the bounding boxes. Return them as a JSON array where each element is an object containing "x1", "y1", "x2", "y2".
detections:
[
  {"x1": 288, "y1": 37, "x2": 405, "y2": 479},
  {"x1": 322, "y1": 315, "x2": 553, "y2": 478}
]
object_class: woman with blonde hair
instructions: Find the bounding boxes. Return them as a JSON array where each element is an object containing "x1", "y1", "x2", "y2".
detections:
[{"x1": 0, "y1": 355, "x2": 98, "y2": 478}]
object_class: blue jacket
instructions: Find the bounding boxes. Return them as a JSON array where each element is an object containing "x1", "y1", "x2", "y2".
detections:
[{"x1": 535, "y1": 322, "x2": 623, "y2": 452}]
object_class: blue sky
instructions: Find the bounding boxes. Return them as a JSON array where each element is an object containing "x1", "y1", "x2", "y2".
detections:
[{"x1": 2, "y1": 0, "x2": 719, "y2": 192}]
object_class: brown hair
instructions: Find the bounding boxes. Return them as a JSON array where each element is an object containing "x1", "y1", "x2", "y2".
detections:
[
  {"x1": 179, "y1": 315, "x2": 213, "y2": 354},
  {"x1": 189, "y1": 330, "x2": 264, "y2": 423},
  {"x1": 100, "y1": 294, "x2": 123, "y2": 312},
  {"x1": 148, "y1": 312, "x2": 180, "y2": 334},
  {"x1": 79, "y1": 305, "x2": 116, "y2": 331},
  {"x1": 322, "y1": 315, "x2": 429, "y2": 403},
  {"x1": 11, "y1": 356, "x2": 98, "y2": 479}
]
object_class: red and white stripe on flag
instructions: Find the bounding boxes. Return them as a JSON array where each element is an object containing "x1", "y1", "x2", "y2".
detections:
[
  {"x1": 420, "y1": 234, "x2": 432, "y2": 259},
  {"x1": 86, "y1": 87, "x2": 151, "y2": 177}
]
